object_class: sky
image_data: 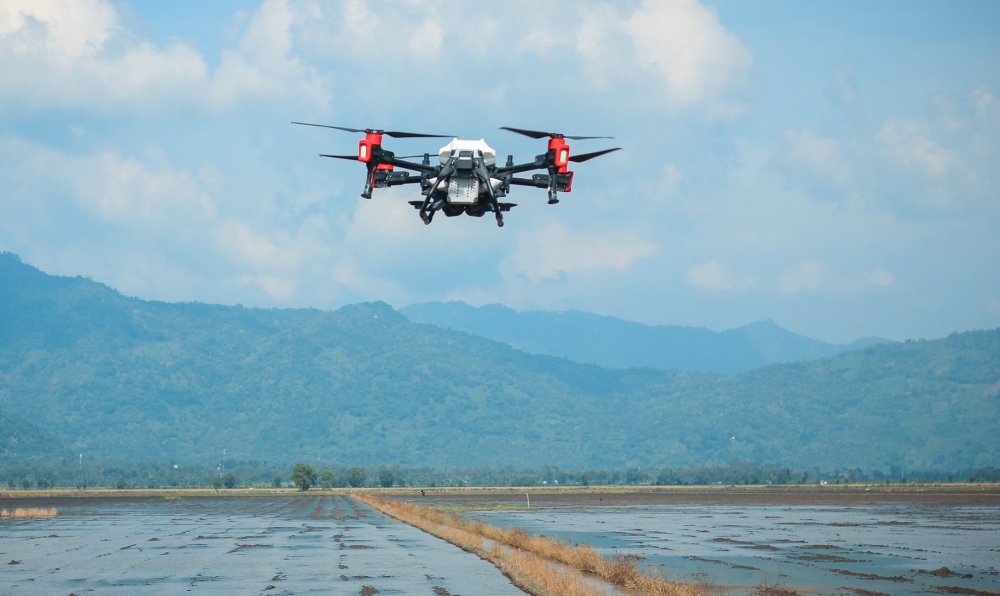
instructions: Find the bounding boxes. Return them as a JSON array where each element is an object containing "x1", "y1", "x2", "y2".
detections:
[{"x1": 1, "y1": 0, "x2": 998, "y2": 343}]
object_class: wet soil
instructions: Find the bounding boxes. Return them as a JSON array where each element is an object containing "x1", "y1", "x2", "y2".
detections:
[
  {"x1": 0, "y1": 494, "x2": 529, "y2": 595},
  {"x1": 409, "y1": 489, "x2": 1000, "y2": 596}
]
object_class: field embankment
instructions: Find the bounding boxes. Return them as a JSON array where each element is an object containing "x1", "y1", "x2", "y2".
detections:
[{"x1": 355, "y1": 493, "x2": 716, "y2": 596}]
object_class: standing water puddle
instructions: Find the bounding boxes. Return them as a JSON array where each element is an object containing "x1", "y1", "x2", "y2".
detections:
[
  {"x1": 0, "y1": 495, "x2": 528, "y2": 595},
  {"x1": 429, "y1": 493, "x2": 1000, "y2": 596}
]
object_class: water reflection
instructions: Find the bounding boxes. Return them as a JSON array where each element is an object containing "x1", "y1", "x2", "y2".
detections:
[
  {"x1": 455, "y1": 497, "x2": 1000, "y2": 596},
  {"x1": 1, "y1": 495, "x2": 526, "y2": 595}
]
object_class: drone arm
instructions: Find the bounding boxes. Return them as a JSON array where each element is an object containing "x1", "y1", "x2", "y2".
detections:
[
  {"x1": 493, "y1": 153, "x2": 552, "y2": 177},
  {"x1": 379, "y1": 155, "x2": 437, "y2": 175},
  {"x1": 508, "y1": 176, "x2": 549, "y2": 188},
  {"x1": 384, "y1": 174, "x2": 423, "y2": 186},
  {"x1": 370, "y1": 146, "x2": 437, "y2": 174}
]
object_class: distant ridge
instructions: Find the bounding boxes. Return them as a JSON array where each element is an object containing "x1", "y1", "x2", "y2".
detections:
[
  {"x1": 400, "y1": 302, "x2": 888, "y2": 374},
  {"x1": 1, "y1": 252, "x2": 996, "y2": 472}
]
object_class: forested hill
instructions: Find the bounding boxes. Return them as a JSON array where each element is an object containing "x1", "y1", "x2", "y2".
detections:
[
  {"x1": 1, "y1": 252, "x2": 998, "y2": 472},
  {"x1": 401, "y1": 301, "x2": 886, "y2": 374}
]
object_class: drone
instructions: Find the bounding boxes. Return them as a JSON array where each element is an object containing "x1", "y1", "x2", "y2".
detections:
[{"x1": 293, "y1": 123, "x2": 620, "y2": 227}]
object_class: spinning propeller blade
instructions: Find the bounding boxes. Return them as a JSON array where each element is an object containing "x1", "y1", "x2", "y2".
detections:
[
  {"x1": 568, "y1": 148, "x2": 622, "y2": 163},
  {"x1": 500, "y1": 126, "x2": 613, "y2": 140},
  {"x1": 295, "y1": 122, "x2": 365, "y2": 133},
  {"x1": 319, "y1": 154, "x2": 358, "y2": 160},
  {"x1": 293, "y1": 122, "x2": 452, "y2": 138},
  {"x1": 382, "y1": 131, "x2": 453, "y2": 139}
]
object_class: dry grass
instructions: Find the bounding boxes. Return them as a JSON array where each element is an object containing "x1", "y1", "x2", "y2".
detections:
[
  {"x1": 356, "y1": 494, "x2": 715, "y2": 596},
  {"x1": 1, "y1": 507, "x2": 57, "y2": 518}
]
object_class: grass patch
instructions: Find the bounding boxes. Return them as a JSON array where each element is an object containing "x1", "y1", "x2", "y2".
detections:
[{"x1": 355, "y1": 493, "x2": 717, "y2": 596}]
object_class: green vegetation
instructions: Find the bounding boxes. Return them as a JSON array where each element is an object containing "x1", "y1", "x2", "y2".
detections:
[
  {"x1": 291, "y1": 463, "x2": 317, "y2": 490},
  {"x1": 0, "y1": 458, "x2": 996, "y2": 490},
  {"x1": 0, "y1": 253, "x2": 998, "y2": 473}
]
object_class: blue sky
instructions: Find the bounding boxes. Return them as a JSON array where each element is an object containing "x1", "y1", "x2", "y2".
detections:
[{"x1": 1, "y1": 0, "x2": 998, "y2": 342}]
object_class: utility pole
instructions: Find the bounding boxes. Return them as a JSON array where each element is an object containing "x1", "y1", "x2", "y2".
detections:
[{"x1": 222, "y1": 448, "x2": 226, "y2": 476}]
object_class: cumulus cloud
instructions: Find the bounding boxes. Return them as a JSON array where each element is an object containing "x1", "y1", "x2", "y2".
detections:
[
  {"x1": 502, "y1": 223, "x2": 656, "y2": 284},
  {"x1": 876, "y1": 116, "x2": 958, "y2": 178},
  {"x1": 865, "y1": 268, "x2": 896, "y2": 287},
  {"x1": 294, "y1": 0, "x2": 751, "y2": 110},
  {"x1": 782, "y1": 127, "x2": 852, "y2": 186},
  {"x1": 685, "y1": 260, "x2": 760, "y2": 291},
  {"x1": 775, "y1": 260, "x2": 827, "y2": 293},
  {"x1": 623, "y1": 0, "x2": 753, "y2": 106},
  {"x1": 0, "y1": 0, "x2": 328, "y2": 112}
]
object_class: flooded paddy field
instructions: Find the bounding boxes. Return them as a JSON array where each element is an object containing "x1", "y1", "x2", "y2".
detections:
[
  {"x1": 0, "y1": 494, "x2": 527, "y2": 595},
  {"x1": 421, "y1": 488, "x2": 1000, "y2": 596}
]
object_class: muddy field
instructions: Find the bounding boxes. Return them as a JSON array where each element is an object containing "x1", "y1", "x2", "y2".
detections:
[
  {"x1": 0, "y1": 495, "x2": 527, "y2": 595},
  {"x1": 414, "y1": 488, "x2": 1000, "y2": 596}
]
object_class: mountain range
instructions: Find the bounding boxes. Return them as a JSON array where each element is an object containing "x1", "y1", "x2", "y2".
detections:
[
  {"x1": 1, "y1": 252, "x2": 997, "y2": 472},
  {"x1": 401, "y1": 302, "x2": 886, "y2": 374}
]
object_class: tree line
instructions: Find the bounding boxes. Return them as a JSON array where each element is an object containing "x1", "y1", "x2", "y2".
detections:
[{"x1": 3, "y1": 460, "x2": 997, "y2": 490}]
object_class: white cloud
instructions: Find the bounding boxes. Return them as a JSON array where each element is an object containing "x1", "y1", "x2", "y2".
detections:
[
  {"x1": 865, "y1": 268, "x2": 896, "y2": 287},
  {"x1": 663, "y1": 162, "x2": 683, "y2": 192},
  {"x1": 685, "y1": 260, "x2": 760, "y2": 291},
  {"x1": 233, "y1": 274, "x2": 300, "y2": 301},
  {"x1": 832, "y1": 61, "x2": 856, "y2": 103},
  {"x1": 876, "y1": 116, "x2": 957, "y2": 178},
  {"x1": 623, "y1": 0, "x2": 753, "y2": 106},
  {"x1": 782, "y1": 127, "x2": 851, "y2": 185},
  {"x1": 775, "y1": 260, "x2": 827, "y2": 293},
  {"x1": 502, "y1": 223, "x2": 656, "y2": 284},
  {"x1": 972, "y1": 85, "x2": 995, "y2": 120},
  {"x1": 0, "y1": 0, "x2": 328, "y2": 112}
]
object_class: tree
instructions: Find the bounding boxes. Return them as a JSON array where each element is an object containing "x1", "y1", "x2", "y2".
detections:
[
  {"x1": 6, "y1": 476, "x2": 14, "y2": 489},
  {"x1": 292, "y1": 463, "x2": 318, "y2": 491},
  {"x1": 378, "y1": 468, "x2": 394, "y2": 488},
  {"x1": 321, "y1": 470, "x2": 334, "y2": 489},
  {"x1": 344, "y1": 467, "x2": 366, "y2": 488},
  {"x1": 212, "y1": 476, "x2": 223, "y2": 490},
  {"x1": 579, "y1": 472, "x2": 589, "y2": 486},
  {"x1": 115, "y1": 476, "x2": 127, "y2": 489},
  {"x1": 222, "y1": 472, "x2": 236, "y2": 489},
  {"x1": 273, "y1": 475, "x2": 282, "y2": 488}
]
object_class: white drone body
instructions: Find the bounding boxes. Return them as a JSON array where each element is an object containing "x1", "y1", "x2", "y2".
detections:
[{"x1": 432, "y1": 139, "x2": 503, "y2": 206}]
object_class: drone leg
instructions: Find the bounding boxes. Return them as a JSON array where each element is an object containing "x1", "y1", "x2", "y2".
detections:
[
  {"x1": 547, "y1": 185, "x2": 559, "y2": 204},
  {"x1": 474, "y1": 162, "x2": 504, "y2": 228},
  {"x1": 362, "y1": 164, "x2": 375, "y2": 199}
]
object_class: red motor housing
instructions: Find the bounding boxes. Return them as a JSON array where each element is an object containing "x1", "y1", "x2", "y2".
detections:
[
  {"x1": 358, "y1": 132, "x2": 383, "y2": 163},
  {"x1": 548, "y1": 137, "x2": 570, "y2": 173}
]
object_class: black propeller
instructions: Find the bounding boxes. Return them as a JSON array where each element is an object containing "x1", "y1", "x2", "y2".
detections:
[
  {"x1": 500, "y1": 126, "x2": 613, "y2": 140},
  {"x1": 293, "y1": 122, "x2": 452, "y2": 138},
  {"x1": 569, "y1": 148, "x2": 622, "y2": 163},
  {"x1": 321, "y1": 153, "x2": 429, "y2": 160}
]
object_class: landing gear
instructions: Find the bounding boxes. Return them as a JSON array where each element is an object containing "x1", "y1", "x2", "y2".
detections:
[{"x1": 495, "y1": 213, "x2": 504, "y2": 227}]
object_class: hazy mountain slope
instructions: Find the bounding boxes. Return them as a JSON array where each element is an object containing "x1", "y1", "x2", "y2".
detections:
[
  {"x1": 400, "y1": 302, "x2": 888, "y2": 374},
  {"x1": 1, "y1": 253, "x2": 996, "y2": 471},
  {"x1": 732, "y1": 319, "x2": 885, "y2": 363}
]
